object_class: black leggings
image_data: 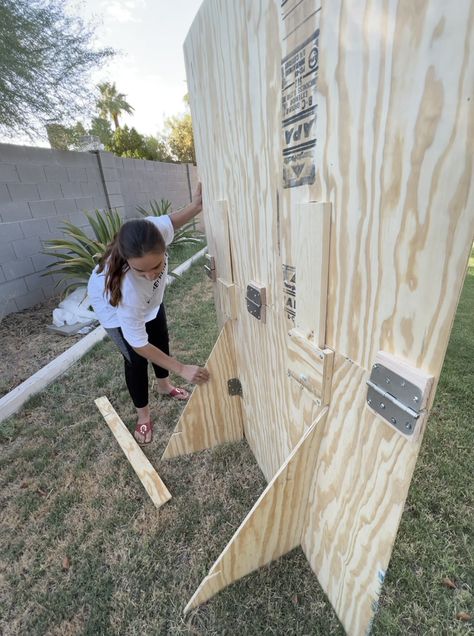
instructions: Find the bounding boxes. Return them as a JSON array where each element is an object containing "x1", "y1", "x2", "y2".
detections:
[{"x1": 106, "y1": 305, "x2": 170, "y2": 408}]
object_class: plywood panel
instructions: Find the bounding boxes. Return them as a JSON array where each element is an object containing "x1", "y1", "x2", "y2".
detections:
[
  {"x1": 184, "y1": 407, "x2": 328, "y2": 612},
  {"x1": 184, "y1": 0, "x2": 474, "y2": 634},
  {"x1": 95, "y1": 396, "x2": 171, "y2": 509},
  {"x1": 316, "y1": 1, "x2": 474, "y2": 375},
  {"x1": 185, "y1": 0, "x2": 324, "y2": 482},
  {"x1": 162, "y1": 320, "x2": 243, "y2": 459},
  {"x1": 300, "y1": 2, "x2": 474, "y2": 633}
]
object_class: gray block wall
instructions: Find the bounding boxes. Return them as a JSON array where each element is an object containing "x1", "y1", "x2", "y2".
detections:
[{"x1": 0, "y1": 144, "x2": 198, "y2": 317}]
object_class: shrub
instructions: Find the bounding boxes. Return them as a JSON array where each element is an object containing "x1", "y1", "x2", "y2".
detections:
[{"x1": 42, "y1": 208, "x2": 123, "y2": 294}]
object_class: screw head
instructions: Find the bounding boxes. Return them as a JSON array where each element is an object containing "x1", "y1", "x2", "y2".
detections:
[
  {"x1": 368, "y1": 399, "x2": 372, "y2": 406},
  {"x1": 390, "y1": 417, "x2": 397, "y2": 424},
  {"x1": 413, "y1": 396, "x2": 419, "y2": 402},
  {"x1": 405, "y1": 422, "x2": 413, "y2": 430},
  {"x1": 385, "y1": 377, "x2": 391, "y2": 384},
  {"x1": 380, "y1": 402, "x2": 386, "y2": 409}
]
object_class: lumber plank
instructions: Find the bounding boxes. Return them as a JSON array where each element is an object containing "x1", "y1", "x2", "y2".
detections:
[
  {"x1": 216, "y1": 278, "x2": 238, "y2": 321},
  {"x1": 95, "y1": 396, "x2": 171, "y2": 509},
  {"x1": 162, "y1": 320, "x2": 243, "y2": 459},
  {"x1": 287, "y1": 327, "x2": 334, "y2": 405},
  {"x1": 294, "y1": 202, "x2": 331, "y2": 347},
  {"x1": 184, "y1": 407, "x2": 328, "y2": 613}
]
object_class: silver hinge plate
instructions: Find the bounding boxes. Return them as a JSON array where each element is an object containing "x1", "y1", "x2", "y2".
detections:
[
  {"x1": 366, "y1": 363, "x2": 422, "y2": 436},
  {"x1": 227, "y1": 378, "x2": 242, "y2": 397}
]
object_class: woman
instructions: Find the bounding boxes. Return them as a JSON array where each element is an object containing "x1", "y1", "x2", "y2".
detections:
[{"x1": 87, "y1": 183, "x2": 209, "y2": 444}]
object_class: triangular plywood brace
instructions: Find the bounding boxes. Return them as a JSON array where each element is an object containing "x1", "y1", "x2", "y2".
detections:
[
  {"x1": 162, "y1": 320, "x2": 244, "y2": 459},
  {"x1": 184, "y1": 407, "x2": 328, "y2": 612}
]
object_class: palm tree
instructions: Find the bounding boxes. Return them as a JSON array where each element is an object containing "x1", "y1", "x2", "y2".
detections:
[{"x1": 96, "y1": 82, "x2": 134, "y2": 130}]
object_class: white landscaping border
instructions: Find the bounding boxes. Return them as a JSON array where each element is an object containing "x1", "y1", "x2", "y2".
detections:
[{"x1": 0, "y1": 246, "x2": 208, "y2": 424}]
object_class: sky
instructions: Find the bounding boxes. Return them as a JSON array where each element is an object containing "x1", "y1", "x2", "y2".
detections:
[{"x1": 2, "y1": 0, "x2": 204, "y2": 146}]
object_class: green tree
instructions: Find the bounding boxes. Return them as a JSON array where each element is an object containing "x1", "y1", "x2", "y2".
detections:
[
  {"x1": 0, "y1": 0, "x2": 113, "y2": 138},
  {"x1": 165, "y1": 112, "x2": 195, "y2": 164},
  {"x1": 46, "y1": 121, "x2": 87, "y2": 151},
  {"x1": 89, "y1": 116, "x2": 113, "y2": 147},
  {"x1": 45, "y1": 123, "x2": 70, "y2": 151},
  {"x1": 106, "y1": 125, "x2": 174, "y2": 161},
  {"x1": 143, "y1": 134, "x2": 173, "y2": 162},
  {"x1": 97, "y1": 82, "x2": 134, "y2": 130},
  {"x1": 106, "y1": 125, "x2": 147, "y2": 159}
]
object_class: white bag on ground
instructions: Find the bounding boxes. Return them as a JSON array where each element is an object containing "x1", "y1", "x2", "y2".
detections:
[{"x1": 52, "y1": 287, "x2": 97, "y2": 326}]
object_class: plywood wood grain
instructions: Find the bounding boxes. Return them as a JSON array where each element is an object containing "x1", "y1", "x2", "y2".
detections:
[
  {"x1": 162, "y1": 320, "x2": 243, "y2": 459},
  {"x1": 184, "y1": 407, "x2": 328, "y2": 612},
  {"x1": 95, "y1": 396, "x2": 171, "y2": 509},
  {"x1": 182, "y1": 0, "x2": 474, "y2": 633},
  {"x1": 295, "y1": 202, "x2": 331, "y2": 346}
]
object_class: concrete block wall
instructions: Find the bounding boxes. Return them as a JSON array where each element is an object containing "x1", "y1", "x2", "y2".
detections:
[
  {"x1": 0, "y1": 143, "x2": 198, "y2": 317},
  {"x1": 117, "y1": 158, "x2": 195, "y2": 218}
]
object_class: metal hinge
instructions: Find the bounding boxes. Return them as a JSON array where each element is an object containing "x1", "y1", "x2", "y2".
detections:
[
  {"x1": 366, "y1": 363, "x2": 423, "y2": 436},
  {"x1": 246, "y1": 282, "x2": 266, "y2": 322},
  {"x1": 227, "y1": 378, "x2": 243, "y2": 397}
]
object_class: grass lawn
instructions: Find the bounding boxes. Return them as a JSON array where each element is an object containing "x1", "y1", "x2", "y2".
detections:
[{"x1": 0, "y1": 255, "x2": 472, "y2": 635}]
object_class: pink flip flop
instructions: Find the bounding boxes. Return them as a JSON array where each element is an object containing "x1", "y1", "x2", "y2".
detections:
[
  {"x1": 165, "y1": 387, "x2": 189, "y2": 401},
  {"x1": 134, "y1": 420, "x2": 153, "y2": 444}
]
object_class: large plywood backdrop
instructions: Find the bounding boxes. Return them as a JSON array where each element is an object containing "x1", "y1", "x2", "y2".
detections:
[{"x1": 163, "y1": 1, "x2": 474, "y2": 634}]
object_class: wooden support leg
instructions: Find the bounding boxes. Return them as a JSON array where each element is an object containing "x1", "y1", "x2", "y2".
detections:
[
  {"x1": 162, "y1": 320, "x2": 243, "y2": 459},
  {"x1": 95, "y1": 396, "x2": 171, "y2": 509},
  {"x1": 184, "y1": 407, "x2": 328, "y2": 612}
]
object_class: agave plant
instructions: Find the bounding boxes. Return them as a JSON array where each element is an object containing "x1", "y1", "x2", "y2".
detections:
[
  {"x1": 42, "y1": 208, "x2": 123, "y2": 294},
  {"x1": 136, "y1": 198, "x2": 172, "y2": 216},
  {"x1": 137, "y1": 199, "x2": 205, "y2": 255}
]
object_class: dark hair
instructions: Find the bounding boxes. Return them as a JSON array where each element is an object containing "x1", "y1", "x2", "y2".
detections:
[{"x1": 97, "y1": 219, "x2": 166, "y2": 307}]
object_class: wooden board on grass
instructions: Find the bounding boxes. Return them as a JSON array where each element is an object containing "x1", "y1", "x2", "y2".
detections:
[{"x1": 95, "y1": 396, "x2": 171, "y2": 509}]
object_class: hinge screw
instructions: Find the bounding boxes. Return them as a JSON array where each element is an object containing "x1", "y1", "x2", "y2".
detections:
[
  {"x1": 368, "y1": 399, "x2": 372, "y2": 406},
  {"x1": 391, "y1": 417, "x2": 397, "y2": 424},
  {"x1": 413, "y1": 396, "x2": 419, "y2": 403},
  {"x1": 385, "y1": 377, "x2": 390, "y2": 384},
  {"x1": 405, "y1": 422, "x2": 412, "y2": 430},
  {"x1": 380, "y1": 402, "x2": 386, "y2": 409}
]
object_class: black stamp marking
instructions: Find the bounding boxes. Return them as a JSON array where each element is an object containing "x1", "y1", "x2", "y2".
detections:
[
  {"x1": 282, "y1": 264, "x2": 296, "y2": 323},
  {"x1": 281, "y1": 29, "x2": 319, "y2": 188}
]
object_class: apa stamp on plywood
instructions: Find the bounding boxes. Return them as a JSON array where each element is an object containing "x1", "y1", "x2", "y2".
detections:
[
  {"x1": 281, "y1": 29, "x2": 319, "y2": 188},
  {"x1": 282, "y1": 264, "x2": 296, "y2": 323}
]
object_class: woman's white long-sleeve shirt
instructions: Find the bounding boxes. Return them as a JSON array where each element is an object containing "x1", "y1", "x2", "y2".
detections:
[{"x1": 87, "y1": 215, "x2": 174, "y2": 348}]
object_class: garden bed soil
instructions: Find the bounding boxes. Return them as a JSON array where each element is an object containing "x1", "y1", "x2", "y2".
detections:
[{"x1": 0, "y1": 295, "x2": 88, "y2": 399}]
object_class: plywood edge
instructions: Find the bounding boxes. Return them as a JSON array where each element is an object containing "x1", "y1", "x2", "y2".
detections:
[
  {"x1": 162, "y1": 321, "x2": 244, "y2": 459},
  {"x1": 183, "y1": 407, "x2": 329, "y2": 613},
  {"x1": 95, "y1": 396, "x2": 171, "y2": 509}
]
